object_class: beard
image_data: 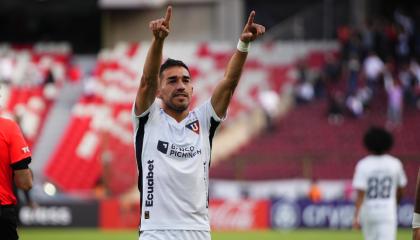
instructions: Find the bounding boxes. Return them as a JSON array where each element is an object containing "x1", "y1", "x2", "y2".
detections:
[{"x1": 165, "y1": 97, "x2": 189, "y2": 112}]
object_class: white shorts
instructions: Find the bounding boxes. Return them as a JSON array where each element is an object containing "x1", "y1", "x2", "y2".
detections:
[
  {"x1": 361, "y1": 221, "x2": 397, "y2": 240},
  {"x1": 139, "y1": 230, "x2": 211, "y2": 240}
]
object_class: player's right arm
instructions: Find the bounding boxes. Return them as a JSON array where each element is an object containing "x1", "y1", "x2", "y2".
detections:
[
  {"x1": 353, "y1": 189, "x2": 364, "y2": 230},
  {"x1": 134, "y1": 6, "x2": 172, "y2": 116}
]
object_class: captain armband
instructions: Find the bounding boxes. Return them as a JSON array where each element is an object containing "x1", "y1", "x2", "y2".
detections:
[{"x1": 237, "y1": 40, "x2": 250, "y2": 53}]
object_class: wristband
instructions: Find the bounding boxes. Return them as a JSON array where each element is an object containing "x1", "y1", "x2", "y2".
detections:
[
  {"x1": 237, "y1": 40, "x2": 250, "y2": 53},
  {"x1": 413, "y1": 212, "x2": 420, "y2": 228}
]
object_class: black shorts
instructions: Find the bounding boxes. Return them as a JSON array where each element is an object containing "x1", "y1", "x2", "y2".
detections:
[{"x1": 0, "y1": 205, "x2": 18, "y2": 240}]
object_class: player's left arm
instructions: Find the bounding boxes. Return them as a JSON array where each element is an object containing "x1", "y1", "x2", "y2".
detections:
[
  {"x1": 353, "y1": 189, "x2": 364, "y2": 230},
  {"x1": 14, "y1": 168, "x2": 33, "y2": 191},
  {"x1": 211, "y1": 11, "x2": 265, "y2": 118}
]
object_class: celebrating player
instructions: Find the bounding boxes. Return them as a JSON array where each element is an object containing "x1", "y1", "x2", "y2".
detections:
[
  {"x1": 352, "y1": 126, "x2": 407, "y2": 240},
  {"x1": 132, "y1": 6, "x2": 265, "y2": 240}
]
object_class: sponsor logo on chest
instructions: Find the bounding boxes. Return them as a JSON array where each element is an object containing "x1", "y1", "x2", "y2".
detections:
[
  {"x1": 22, "y1": 146, "x2": 30, "y2": 154},
  {"x1": 157, "y1": 140, "x2": 202, "y2": 159}
]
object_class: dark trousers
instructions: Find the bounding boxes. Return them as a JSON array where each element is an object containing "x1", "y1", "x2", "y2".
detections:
[{"x1": 0, "y1": 205, "x2": 18, "y2": 240}]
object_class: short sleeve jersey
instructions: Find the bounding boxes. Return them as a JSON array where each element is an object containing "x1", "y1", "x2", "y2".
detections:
[
  {"x1": 352, "y1": 154, "x2": 407, "y2": 223},
  {"x1": 0, "y1": 117, "x2": 32, "y2": 205},
  {"x1": 132, "y1": 99, "x2": 222, "y2": 231}
]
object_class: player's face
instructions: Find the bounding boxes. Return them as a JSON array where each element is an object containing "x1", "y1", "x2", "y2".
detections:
[{"x1": 159, "y1": 66, "x2": 193, "y2": 113}]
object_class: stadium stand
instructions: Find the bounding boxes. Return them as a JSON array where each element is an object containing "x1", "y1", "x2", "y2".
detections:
[
  {"x1": 0, "y1": 43, "x2": 71, "y2": 148},
  {"x1": 210, "y1": 52, "x2": 420, "y2": 198},
  {"x1": 43, "y1": 41, "x2": 338, "y2": 195}
]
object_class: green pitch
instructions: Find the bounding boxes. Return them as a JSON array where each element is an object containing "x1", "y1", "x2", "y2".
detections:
[{"x1": 20, "y1": 228, "x2": 411, "y2": 240}]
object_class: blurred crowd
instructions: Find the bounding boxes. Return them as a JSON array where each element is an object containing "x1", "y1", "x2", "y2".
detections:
[
  {"x1": 294, "y1": 9, "x2": 420, "y2": 129},
  {"x1": 0, "y1": 43, "x2": 72, "y2": 86}
]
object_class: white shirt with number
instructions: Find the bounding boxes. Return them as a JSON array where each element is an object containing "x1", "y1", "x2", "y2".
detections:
[
  {"x1": 352, "y1": 154, "x2": 407, "y2": 223},
  {"x1": 132, "y1": 99, "x2": 222, "y2": 231}
]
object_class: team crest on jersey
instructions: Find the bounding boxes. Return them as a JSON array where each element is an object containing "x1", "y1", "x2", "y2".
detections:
[{"x1": 186, "y1": 120, "x2": 200, "y2": 134}]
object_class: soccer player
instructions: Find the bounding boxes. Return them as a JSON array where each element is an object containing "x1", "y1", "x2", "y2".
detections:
[
  {"x1": 413, "y1": 168, "x2": 420, "y2": 240},
  {"x1": 132, "y1": 6, "x2": 265, "y2": 240},
  {"x1": 352, "y1": 126, "x2": 407, "y2": 240},
  {"x1": 0, "y1": 117, "x2": 33, "y2": 240}
]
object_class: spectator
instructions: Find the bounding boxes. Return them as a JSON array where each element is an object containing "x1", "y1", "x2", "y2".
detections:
[
  {"x1": 0, "y1": 54, "x2": 13, "y2": 84},
  {"x1": 294, "y1": 59, "x2": 314, "y2": 104},
  {"x1": 327, "y1": 91, "x2": 344, "y2": 125},
  {"x1": 308, "y1": 179, "x2": 322, "y2": 203},
  {"x1": 361, "y1": 19, "x2": 375, "y2": 56},
  {"x1": 399, "y1": 62, "x2": 416, "y2": 107},
  {"x1": 395, "y1": 24, "x2": 411, "y2": 64},
  {"x1": 258, "y1": 89, "x2": 280, "y2": 132},
  {"x1": 323, "y1": 53, "x2": 341, "y2": 100},
  {"x1": 346, "y1": 94, "x2": 364, "y2": 118},
  {"x1": 409, "y1": 58, "x2": 420, "y2": 108},
  {"x1": 363, "y1": 51, "x2": 384, "y2": 95},
  {"x1": 384, "y1": 67, "x2": 403, "y2": 129},
  {"x1": 346, "y1": 53, "x2": 361, "y2": 95}
]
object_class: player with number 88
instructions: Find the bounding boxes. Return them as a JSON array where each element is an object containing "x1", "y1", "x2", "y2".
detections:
[{"x1": 352, "y1": 126, "x2": 407, "y2": 240}]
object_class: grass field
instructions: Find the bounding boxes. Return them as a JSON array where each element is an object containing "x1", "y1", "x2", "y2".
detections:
[{"x1": 20, "y1": 228, "x2": 412, "y2": 240}]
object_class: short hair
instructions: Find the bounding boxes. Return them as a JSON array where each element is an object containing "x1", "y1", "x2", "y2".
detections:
[
  {"x1": 363, "y1": 126, "x2": 394, "y2": 155},
  {"x1": 159, "y1": 58, "x2": 190, "y2": 78}
]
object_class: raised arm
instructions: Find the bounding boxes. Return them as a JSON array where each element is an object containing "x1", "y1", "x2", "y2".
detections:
[
  {"x1": 211, "y1": 11, "x2": 265, "y2": 118},
  {"x1": 135, "y1": 6, "x2": 172, "y2": 115}
]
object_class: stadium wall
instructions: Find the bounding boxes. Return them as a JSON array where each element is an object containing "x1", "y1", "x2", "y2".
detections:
[{"x1": 101, "y1": 0, "x2": 244, "y2": 48}]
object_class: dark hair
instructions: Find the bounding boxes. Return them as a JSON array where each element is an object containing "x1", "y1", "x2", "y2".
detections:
[
  {"x1": 363, "y1": 126, "x2": 394, "y2": 155},
  {"x1": 159, "y1": 58, "x2": 190, "y2": 78}
]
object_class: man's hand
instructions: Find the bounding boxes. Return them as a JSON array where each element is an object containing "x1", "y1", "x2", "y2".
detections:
[
  {"x1": 240, "y1": 11, "x2": 265, "y2": 43},
  {"x1": 149, "y1": 6, "x2": 172, "y2": 40}
]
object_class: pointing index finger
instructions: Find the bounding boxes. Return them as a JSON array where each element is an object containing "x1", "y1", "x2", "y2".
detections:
[
  {"x1": 164, "y1": 6, "x2": 172, "y2": 24},
  {"x1": 247, "y1": 10, "x2": 255, "y2": 25}
]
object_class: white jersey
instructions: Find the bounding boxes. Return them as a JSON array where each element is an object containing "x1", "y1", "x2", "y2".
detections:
[
  {"x1": 352, "y1": 154, "x2": 407, "y2": 223},
  {"x1": 132, "y1": 99, "x2": 223, "y2": 231}
]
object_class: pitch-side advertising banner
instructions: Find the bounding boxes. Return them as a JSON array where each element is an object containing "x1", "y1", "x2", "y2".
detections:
[
  {"x1": 21, "y1": 198, "x2": 412, "y2": 229},
  {"x1": 99, "y1": 199, "x2": 270, "y2": 230},
  {"x1": 210, "y1": 199, "x2": 270, "y2": 230},
  {"x1": 19, "y1": 201, "x2": 98, "y2": 227},
  {"x1": 270, "y1": 199, "x2": 414, "y2": 229}
]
